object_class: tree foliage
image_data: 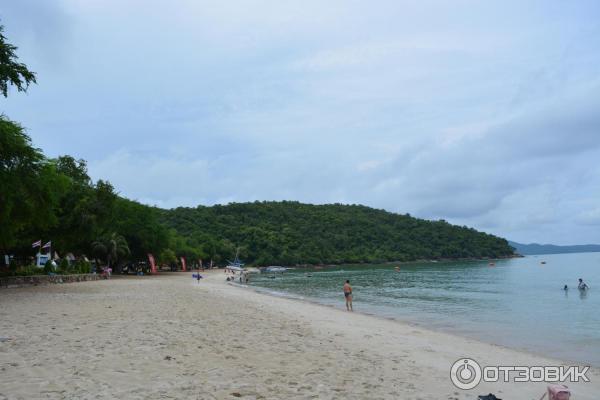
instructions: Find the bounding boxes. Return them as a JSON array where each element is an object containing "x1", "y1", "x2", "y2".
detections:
[
  {"x1": 92, "y1": 232, "x2": 130, "y2": 267},
  {"x1": 0, "y1": 116, "x2": 66, "y2": 252},
  {"x1": 0, "y1": 25, "x2": 36, "y2": 97},
  {"x1": 0, "y1": 117, "x2": 182, "y2": 266},
  {"x1": 159, "y1": 202, "x2": 515, "y2": 265}
]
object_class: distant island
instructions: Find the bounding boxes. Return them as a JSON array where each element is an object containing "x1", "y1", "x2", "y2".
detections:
[{"x1": 509, "y1": 241, "x2": 600, "y2": 256}]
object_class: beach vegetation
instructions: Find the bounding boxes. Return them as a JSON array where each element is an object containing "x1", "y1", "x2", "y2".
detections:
[
  {"x1": 92, "y1": 233, "x2": 131, "y2": 268},
  {"x1": 159, "y1": 248, "x2": 177, "y2": 265},
  {"x1": 43, "y1": 260, "x2": 55, "y2": 274}
]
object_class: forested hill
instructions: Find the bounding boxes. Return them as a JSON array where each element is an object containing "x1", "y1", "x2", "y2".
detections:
[{"x1": 159, "y1": 202, "x2": 515, "y2": 265}]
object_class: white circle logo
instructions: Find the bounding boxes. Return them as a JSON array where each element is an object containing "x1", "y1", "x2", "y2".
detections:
[{"x1": 450, "y1": 358, "x2": 482, "y2": 390}]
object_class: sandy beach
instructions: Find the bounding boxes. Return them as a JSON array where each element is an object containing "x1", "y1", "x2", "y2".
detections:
[{"x1": 1, "y1": 271, "x2": 598, "y2": 400}]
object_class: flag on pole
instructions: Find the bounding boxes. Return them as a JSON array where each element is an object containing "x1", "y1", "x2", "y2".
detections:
[
  {"x1": 42, "y1": 241, "x2": 51, "y2": 249},
  {"x1": 32, "y1": 240, "x2": 42, "y2": 248}
]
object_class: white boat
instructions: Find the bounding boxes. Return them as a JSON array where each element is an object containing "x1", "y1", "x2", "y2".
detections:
[
  {"x1": 265, "y1": 266, "x2": 287, "y2": 273},
  {"x1": 226, "y1": 247, "x2": 245, "y2": 272}
]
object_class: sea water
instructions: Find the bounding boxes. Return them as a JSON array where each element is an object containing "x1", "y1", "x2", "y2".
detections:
[{"x1": 248, "y1": 252, "x2": 600, "y2": 366}]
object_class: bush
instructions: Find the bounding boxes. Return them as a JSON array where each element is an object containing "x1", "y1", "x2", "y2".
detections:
[
  {"x1": 9, "y1": 259, "x2": 18, "y2": 275},
  {"x1": 43, "y1": 260, "x2": 55, "y2": 274},
  {"x1": 0, "y1": 264, "x2": 41, "y2": 277},
  {"x1": 57, "y1": 259, "x2": 70, "y2": 274},
  {"x1": 19, "y1": 265, "x2": 41, "y2": 276},
  {"x1": 75, "y1": 259, "x2": 91, "y2": 274}
]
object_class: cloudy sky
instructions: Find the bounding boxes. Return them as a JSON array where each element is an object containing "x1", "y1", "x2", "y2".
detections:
[{"x1": 2, "y1": 0, "x2": 600, "y2": 244}]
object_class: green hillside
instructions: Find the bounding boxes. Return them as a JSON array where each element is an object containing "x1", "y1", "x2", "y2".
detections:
[{"x1": 159, "y1": 202, "x2": 515, "y2": 265}]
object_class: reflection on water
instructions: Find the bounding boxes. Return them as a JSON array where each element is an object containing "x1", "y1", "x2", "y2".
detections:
[{"x1": 249, "y1": 252, "x2": 600, "y2": 365}]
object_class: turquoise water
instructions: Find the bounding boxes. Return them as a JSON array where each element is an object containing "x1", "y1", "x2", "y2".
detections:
[{"x1": 248, "y1": 252, "x2": 600, "y2": 365}]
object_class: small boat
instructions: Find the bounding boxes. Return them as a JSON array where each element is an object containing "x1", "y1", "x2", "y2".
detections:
[
  {"x1": 226, "y1": 247, "x2": 245, "y2": 272},
  {"x1": 265, "y1": 266, "x2": 287, "y2": 273},
  {"x1": 541, "y1": 261, "x2": 547, "y2": 265},
  {"x1": 488, "y1": 262, "x2": 495, "y2": 267},
  {"x1": 306, "y1": 273, "x2": 313, "y2": 277}
]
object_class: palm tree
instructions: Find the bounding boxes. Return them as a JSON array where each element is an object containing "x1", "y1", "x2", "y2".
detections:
[{"x1": 92, "y1": 232, "x2": 130, "y2": 268}]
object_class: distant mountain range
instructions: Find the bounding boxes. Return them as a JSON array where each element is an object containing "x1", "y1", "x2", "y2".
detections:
[{"x1": 509, "y1": 241, "x2": 600, "y2": 255}]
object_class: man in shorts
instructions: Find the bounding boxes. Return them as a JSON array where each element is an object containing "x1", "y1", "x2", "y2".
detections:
[{"x1": 343, "y1": 280, "x2": 353, "y2": 311}]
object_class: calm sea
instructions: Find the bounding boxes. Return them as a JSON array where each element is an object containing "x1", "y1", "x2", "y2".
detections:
[{"x1": 248, "y1": 252, "x2": 600, "y2": 366}]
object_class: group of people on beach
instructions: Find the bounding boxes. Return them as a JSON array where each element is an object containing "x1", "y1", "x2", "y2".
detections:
[{"x1": 225, "y1": 270, "x2": 249, "y2": 284}]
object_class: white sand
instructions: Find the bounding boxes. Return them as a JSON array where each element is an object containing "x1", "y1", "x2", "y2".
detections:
[{"x1": 1, "y1": 271, "x2": 598, "y2": 399}]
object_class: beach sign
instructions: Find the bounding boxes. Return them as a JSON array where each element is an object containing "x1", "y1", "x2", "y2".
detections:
[{"x1": 148, "y1": 253, "x2": 157, "y2": 274}]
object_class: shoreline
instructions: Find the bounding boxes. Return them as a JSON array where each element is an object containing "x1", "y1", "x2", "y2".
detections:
[
  {"x1": 206, "y1": 271, "x2": 600, "y2": 398},
  {"x1": 233, "y1": 278, "x2": 596, "y2": 368},
  {"x1": 265, "y1": 254, "x2": 524, "y2": 270},
  {"x1": 229, "y1": 281, "x2": 546, "y2": 363},
  {"x1": 1, "y1": 271, "x2": 598, "y2": 399}
]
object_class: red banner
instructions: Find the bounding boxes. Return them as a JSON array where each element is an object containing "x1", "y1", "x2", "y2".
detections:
[
  {"x1": 148, "y1": 253, "x2": 157, "y2": 274},
  {"x1": 180, "y1": 256, "x2": 186, "y2": 272}
]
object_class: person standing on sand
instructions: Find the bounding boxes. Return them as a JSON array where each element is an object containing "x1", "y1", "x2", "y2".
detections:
[{"x1": 343, "y1": 280, "x2": 353, "y2": 311}]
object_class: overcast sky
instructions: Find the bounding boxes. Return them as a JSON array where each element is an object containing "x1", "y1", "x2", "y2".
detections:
[{"x1": 2, "y1": 1, "x2": 600, "y2": 244}]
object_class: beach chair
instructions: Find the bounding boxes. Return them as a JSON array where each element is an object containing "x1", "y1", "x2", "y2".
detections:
[{"x1": 539, "y1": 384, "x2": 570, "y2": 400}]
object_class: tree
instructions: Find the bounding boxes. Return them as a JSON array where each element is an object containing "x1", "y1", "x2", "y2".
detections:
[
  {"x1": 55, "y1": 156, "x2": 91, "y2": 186},
  {"x1": 112, "y1": 198, "x2": 171, "y2": 260},
  {"x1": 92, "y1": 232, "x2": 130, "y2": 268},
  {"x1": 0, "y1": 25, "x2": 36, "y2": 97},
  {"x1": 159, "y1": 248, "x2": 177, "y2": 265},
  {"x1": 0, "y1": 116, "x2": 65, "y2": 253}
]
